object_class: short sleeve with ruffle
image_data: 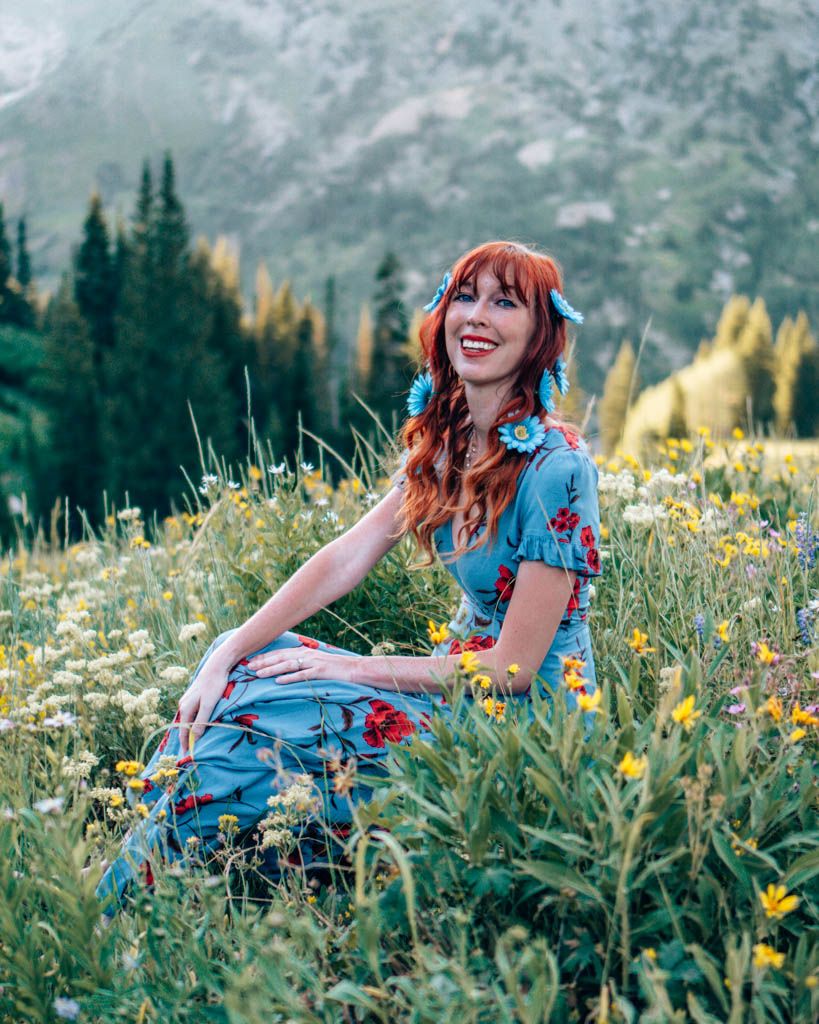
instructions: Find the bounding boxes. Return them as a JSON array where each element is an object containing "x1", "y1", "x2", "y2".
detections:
[{"x1": 511, "y1": 442, "x2": 602, "y2": 578}]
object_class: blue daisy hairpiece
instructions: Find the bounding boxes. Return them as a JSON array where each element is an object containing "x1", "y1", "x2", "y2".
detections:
[
  {"x1": 406, "y1": 371, "x2": 435, "y2": 417},
  {"x1": 498, "y1": 415, "x2": 547, "y2": 454},
  {"x1": 550, "y1": 288, "x2": 584, "y2": 324},
  {"x1": 553, "y1": 355, "x2": 570, "y2": 396},
  {"x1": 423, "y1": 272, "x2": 452, "y2": 312}
]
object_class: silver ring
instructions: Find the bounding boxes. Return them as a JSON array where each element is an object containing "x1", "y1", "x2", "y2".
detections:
[{"x1": 297, "y1": 657, "x2": 304, "y2": 669}]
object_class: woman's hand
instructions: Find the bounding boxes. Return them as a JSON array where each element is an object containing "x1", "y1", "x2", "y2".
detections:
[
  {"x1": 177, "y1": 655, "x2": 234, "y2": 753},
  {"x1": 246, "y1": 645, "x2": 360, "y2": 685}
]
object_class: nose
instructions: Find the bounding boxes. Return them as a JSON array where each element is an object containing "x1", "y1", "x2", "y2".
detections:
[{"x1": 466, "y1": 297, "x2": 489, "y2": 325}]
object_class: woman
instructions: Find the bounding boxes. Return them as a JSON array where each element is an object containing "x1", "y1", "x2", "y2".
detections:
[{"x1": 98, "y1": 240, "x2": 601, "y2": 903}]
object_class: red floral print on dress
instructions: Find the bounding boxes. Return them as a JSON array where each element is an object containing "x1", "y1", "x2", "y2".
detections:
[
  {"x1": 553, "y1": 425, "x2": 581, "y2": 450},
  {"x1": 448, "y1": 634, "x2": 494, "y2": 655},
  {"x1": 222, "y1": 679, "x2": 236, "y2": 700},
  {"x1": 580, "y1": 525, "x2": 596, "y2": 548},
  {"x1": 174, "y1": 792, "x2": 213, "y2": 815},
  {"x1": 550, "y1": 507, "x2": 581, "y2": 535},
  {"x1": 565, "y1": 577, "x2": 582, "y2": 621},
  {"x1": 494, "y1": 564, "x2": 516, "y2": 603},
  {"x1": 363, "y1": 700, "x2": 416, "y2": 748},
  {"x1": 227, "y1": 713, "x2": 260, "y2": 753},
  {"x1": 297, "y1": 635, "x2": 320, "y2": 649},
  {"x1": 586, "y1": 547, "x2": 601, "y2": 573}
]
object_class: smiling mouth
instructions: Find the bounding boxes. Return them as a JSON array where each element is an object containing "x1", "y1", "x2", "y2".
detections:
[{"x1": 461, "y1": 336, "x2": 498, "y2": 352}]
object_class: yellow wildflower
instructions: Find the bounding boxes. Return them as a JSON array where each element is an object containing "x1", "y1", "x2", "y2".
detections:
[
  {"x1": 761, "y1": 695, "x2": 783, "y2": 721},
  {"x1": 115, "y1": 760, "x2": 145, "y2": 776},
  {"x1": 127, "y1": 779, "x2": 146, "y2": 791},
  {"x1": 618, "y1": 751, "x2": 647, "y2": 779},
  {"x1": 135, "y1": 803, "x2": 149, "y2": 818},
  {"x1": 109, "y1": 793, "x2": 125, "y2": 808},
  {"x1": 218, "y1": 813, "x2": 240, "y2": 835},
  {"x1": 460, "y1": 651, "x2": 480, "y2": 674},
  {"x1": 427, "y1": 620, "x2": 450, "y2": 645},
  {"x1": 754, "y1": 642, "x2": 778, "y2": 665},
  {"x1": 760, "y1": 883, "x2": 800, "y2": 919},
  {"x1": 507, "y1": 663, "x2": 519, "y2": 676},
  {"x1": 473, "y1": 674, "x2": 492, "y2": 690},
  {"x1": 753, "y1": 943, "x2": 785, "y2": 969},
  {"x1": 671, "y1": 695, "x2": 702, "y2": 731},
  {"x1": 628, "y1": 628, "x2": 655, "y2": 655},
  {"x1": 790, "y1": 729, "x2": 807, "y2": 743},
  {"x1": 576, "y1": 690, "x2": 602, "y2": 714},
  {"x1": 717, "y1": 620, "x2": 730, "y2": 643},
  {"x1": 732, "y1": 427, "x2": 745, "y2": 439},
  {"x1": 792, "y1": 704, "x2": 819, "y2": 726},
  {"x1": 481, "y1": 697, "x2": 505, "y2": 722}
]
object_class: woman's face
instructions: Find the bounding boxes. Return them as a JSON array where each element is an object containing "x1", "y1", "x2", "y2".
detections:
[{"x1": 443, "y1": 269, "x2": 537, "y2": 398}]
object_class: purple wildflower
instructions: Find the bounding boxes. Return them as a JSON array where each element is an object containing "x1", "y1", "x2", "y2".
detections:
[{"x1": 694, "y1": 613, "x2": 705, "y2": 640}]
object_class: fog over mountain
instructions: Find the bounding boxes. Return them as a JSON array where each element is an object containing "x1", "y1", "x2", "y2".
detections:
[{"x1": 1, "y1": 0, "x2": 817, "y2": 384}]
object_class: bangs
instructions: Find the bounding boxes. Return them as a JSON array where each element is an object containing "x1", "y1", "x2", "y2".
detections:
[{"x1": 451, "y1": 242, "x2": 556, "y2": 307}]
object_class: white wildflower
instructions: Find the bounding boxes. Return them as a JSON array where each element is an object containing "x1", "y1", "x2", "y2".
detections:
[
  {"x1": 42, "y1": 711, "x2": 78, "y2": 728},
  {"x1": 160, "y1": 666, "x2": 190, "y2": 686},
  {"x1": 53, "y1": 671, "x2": 83, "y2": 689},
  {"x1": 268, "y1": 462, "x2": 286, "y2": 475},
  {"x1": 178, "y1": 622, "x2": 207, "y2": 643},
  {"x1": 74, "y1": 546, "x2": 101, "y2": 568},
  {"x1": 622, "y1": 504, "x2": 669, "y2": 529},
  {"x1": 597, "y1": 471, "x2": 637, "y2": 501},
  {"x1": 55, "y1": 620, "x2": 84, "y2": 644},
  {"x1": 34, "y1": 797, "x2": 64, "y2": 814},
  {"x1": 128, "y1": 630, "x2": 155, "y2": 658},
  {"x1": 117, "y1": 507, "x2": 142, "y2": 522},
  {"x1": 53, "y1": 997, "x2": 81, "y2": 1021},
  {"x1": 62, "y1": 750, "x2": 99, "y2": 780},
  {"x1": 81, "y1": 628, "x2": 98, "y2": 644},
  {"x1": 741, "y1": 597, "x2": 763, "y2": 613}
]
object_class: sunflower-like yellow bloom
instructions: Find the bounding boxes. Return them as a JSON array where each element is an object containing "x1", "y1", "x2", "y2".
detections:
[
  {"x1": 618, "y1": 751, "x2": 647, "y2": 779},
  {"x1": 427, "y1": 620, "x2": 450, "y2": 645},
  {"x1": 628, "y1": 628, "x2": 655, "y2": 655},
  {"x1": 577, "y1": 690, "x2": 602, "y2": 714},
  {"x1": 671, "y1": 695, "x2": 702, "y2": 731},
  {"x1": 753, "y1": 943, "x2": 785, "y2": 969},
  {"x1": 760, "y1": 884, "x2": 800, "y2": 919}
]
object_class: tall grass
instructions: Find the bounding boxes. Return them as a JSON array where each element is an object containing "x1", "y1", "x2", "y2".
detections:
[{"x1": 0, "y1": 429, "x2": 816, "y2": 1022}]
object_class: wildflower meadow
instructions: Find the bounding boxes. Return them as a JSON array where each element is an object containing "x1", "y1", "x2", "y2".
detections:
[{"x1": 0, "y1": 428, "x2": 817, "y2": 1023}]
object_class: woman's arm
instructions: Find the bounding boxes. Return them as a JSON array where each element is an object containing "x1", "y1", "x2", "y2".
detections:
[
  {"x1": 177, "y1": 486, "x2": 406, "y2": 748},
  {"x1": 249, "y1": 560, "x2": 576, "y2": 697}
]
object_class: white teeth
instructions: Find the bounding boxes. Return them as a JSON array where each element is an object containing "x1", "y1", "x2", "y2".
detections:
[{"x1": 462, "y1": 339, "x2": 496, "y2": 351}]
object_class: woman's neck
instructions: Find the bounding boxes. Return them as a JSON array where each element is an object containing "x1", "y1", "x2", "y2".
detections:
[{"x1": 464, "y1": 382, "x2": 510, "y2": 456}]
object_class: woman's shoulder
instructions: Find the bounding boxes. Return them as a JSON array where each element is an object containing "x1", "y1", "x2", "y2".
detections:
[{"x1": 523, "y1": 423, "x2": 596, "y2": 473}]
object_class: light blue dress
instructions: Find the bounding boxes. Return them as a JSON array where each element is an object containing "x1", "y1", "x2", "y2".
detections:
[{"x1": 97, "y1": 425, "x2": 600, "y2": 905}]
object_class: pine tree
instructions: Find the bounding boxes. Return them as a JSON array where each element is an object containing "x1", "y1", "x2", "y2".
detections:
[
  {"x1": 598, "y1": 340, "x2": 639, "y2": 453},
  {"x1": 321, "y1": 276, "x2": 342, "y2": 436},
  {"x1": 370, "y1": 251, "x2": 409, "y2": 429},
  {"x1": 281, "y1": 305, "x2": 319, "y2": 460},
  {"x1": 713, "y1": 295, "x2": 751, "y2": 350},
  {"x1": 39, "y1": 280, "x2": 105, "y2": 522},
  {"x1": 736, "y1": 297, "x2": 775, "y2": 428},
  {"x1": 74, "y1": 191, "x2": 117, "y2": 383},
  {"x1": 14, "y1": 218, "x2": 35, "y2": 328},
  {"x1": 0, "y1": 203, "x2": 15, "y2": 325}
]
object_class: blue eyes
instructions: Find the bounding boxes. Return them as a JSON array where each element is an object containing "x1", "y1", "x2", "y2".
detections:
[{"x1": 454, "y1": 292, "x2": 515, "y2": 308}]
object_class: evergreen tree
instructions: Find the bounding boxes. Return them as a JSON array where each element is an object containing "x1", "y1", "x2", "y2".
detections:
[
  {"x1": 282, "y1": 305, "x2": 319, "y2": 460},
  {"x1": 321, "y1": 276, "x2": 341, "y2": 437},
  {"x1": 370, "y1": 251, "x2": 410, "y2": 429},
  {"x1": 39, "y1": 281, "x2": 105, "y2": 523},
  {"x1": 16, "y1": 217, "x2": 31, "y2": 290},
  {"x1": 251, "y1": 263, "x2": 280, "y2": 446},
  {"x1": 736, "y1": 297, "x2": 775, "y2": 428},
  {"x1": 0, "y1": 204, "x2": 15, "y2": 325},
  {"x1": 713, "y1": 295, "x2": 751, "y2": 350},
  {"x1": 74, "y1": 191, "x2": 117, "y2": 378},
  {"x1": 598, "y1": 340, "x2": 639, "y2": 453},
  {"x1": 667, "y1": 376, "x2": 688, "y2": 438}
]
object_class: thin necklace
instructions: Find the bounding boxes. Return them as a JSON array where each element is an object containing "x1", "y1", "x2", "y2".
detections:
[{"x1": 464, "y1": 429, "x2": 478, "y2": 471}]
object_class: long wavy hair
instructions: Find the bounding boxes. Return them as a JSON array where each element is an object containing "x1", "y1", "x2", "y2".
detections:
[{"x1": 397, "y1": 241, "x2": 576, "y2": 564}]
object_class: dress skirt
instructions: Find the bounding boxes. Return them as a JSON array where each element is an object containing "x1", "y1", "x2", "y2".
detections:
[{"x1": 96, "y1": 629, "x2": 439, "y2": 906}]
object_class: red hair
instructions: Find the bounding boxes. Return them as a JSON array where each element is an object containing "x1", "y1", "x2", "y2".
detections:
[{"x1": 398, "y1": 241, "x2": 578, "y2": 564}]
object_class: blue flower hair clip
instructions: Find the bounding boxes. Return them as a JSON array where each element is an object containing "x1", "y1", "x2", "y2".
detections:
[
  {"x1": 498, "y1": 415, "x2": 547, "y2": 454},
  {"x1": 553, "y1": 355, "x2": 570, "y2": 396},
  {"x1": 423, "y1": 272, "x2": 452, "y2": 312},
  {"x1": 550, "y1": 288, "x2": 584, "y2": 324},
  {"x1": 406, "y1": 371, "x2": 434, "y2": 417}
]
